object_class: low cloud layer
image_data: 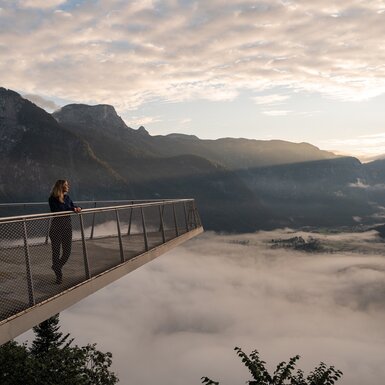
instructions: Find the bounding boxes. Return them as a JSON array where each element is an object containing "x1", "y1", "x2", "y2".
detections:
[
  {"x1": 19, "y1": 229, "x2": 385, "y2": 385},
  {"x1": 2, "y1": 1, "x2": 385, "y2": 110}
]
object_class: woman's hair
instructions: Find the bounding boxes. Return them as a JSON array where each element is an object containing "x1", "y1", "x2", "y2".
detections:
[{"x1": 50, "y1": 179, "x2": 68, "y2": 199}]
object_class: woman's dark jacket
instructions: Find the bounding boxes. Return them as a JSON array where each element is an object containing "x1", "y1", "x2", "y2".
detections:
[
  {"x1": 49, "y1": 195, "x2": 79, "y2": 229},
  {"x1": 49, "y1": 195, "x2": 78, "y2": 213}
]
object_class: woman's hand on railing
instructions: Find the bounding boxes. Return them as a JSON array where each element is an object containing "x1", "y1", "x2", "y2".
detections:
[{"x1": 74, "y1": 207, "x2": 82, "y2": 213}]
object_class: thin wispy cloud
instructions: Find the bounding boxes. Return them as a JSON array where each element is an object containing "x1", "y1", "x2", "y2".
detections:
[
  {"x1": 126, "y1": 115, "x2": 162, "y2": 127},
  {"x1": 262, "y1": 110, "x2": 292, "y2": 116},
  {"x1": 19, "y1": 0, "x2": 66, "y2": 8},
  {"x1": 253, "y1": 94, "x2": 290, "y2": 105},
  {"x1": 2, "y1": 1, "x2": 385, "y2": 112},
  {"x1": 324, "y1": 132, "x2": 385, "y2": 157}
]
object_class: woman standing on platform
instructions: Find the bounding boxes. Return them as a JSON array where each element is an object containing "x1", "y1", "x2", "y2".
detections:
[{"x1": 49, "y1": 180, "x2": 81, "y2": 284}]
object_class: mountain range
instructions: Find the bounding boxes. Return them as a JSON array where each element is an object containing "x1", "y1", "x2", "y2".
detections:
[{"x1": 1, "y1": 86, "x2": 384, "y2": 231}]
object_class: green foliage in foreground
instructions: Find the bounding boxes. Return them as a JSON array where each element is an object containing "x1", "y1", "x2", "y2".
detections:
[
  {"x1": 0, "y1": 314, "x2": 118, "y2": 385},
  {"x1": 202, "y1": 347, "x2": 342, "y2": 385}
]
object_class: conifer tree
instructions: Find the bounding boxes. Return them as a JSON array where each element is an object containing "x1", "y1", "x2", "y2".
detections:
[
  {"x1": 30, "y1": 313, "x2": 72, "y2": 355},
  {"x1": 0, "y1": 314, "x2": 118, "y2": 385}
]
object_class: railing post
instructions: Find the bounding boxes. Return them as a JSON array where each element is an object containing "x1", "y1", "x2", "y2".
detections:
[
  {"x1": 127, "y1": 202, "x2": 133, "y2": 235},
  {"x1": 193, "y1": 201, "x2": 199, "y2": 228},
  {"x1": 158, "y1": 205, "x2": 166, "y2": 243},
  {"x1": 22, "y1": 220, "x2": 35, "y2": 306},
  {"x1": 172, "y1": 203, "x2": 179, "y2": 237},
  {"x1": 183, "y1": 201, "x2": 189, "y2": 232},
  {"x1": 90, "y1": 202, "x2": 97, "y2": 239},
  {"x1": 79, "y1": 214, "x2": 91, "y2": 279},
  {"x1": 141, "y1": 207, "x2": 149, "y2": 251},
  {"x1": 45, "y1": 217, "x2": 51, "y2": 244},
  {"x1": 115, "y1": 209, "x2": 125, "y2": 263}
]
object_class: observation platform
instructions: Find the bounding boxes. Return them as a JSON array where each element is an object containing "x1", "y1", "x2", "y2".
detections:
[{"x1": 0, "y1": 199, "x2": 203, "y2": 345}]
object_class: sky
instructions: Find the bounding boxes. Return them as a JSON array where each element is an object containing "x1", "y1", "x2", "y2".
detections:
[
  {"x1": 2, "y1": 0, "x2": 385, "y2": 158},
  {"x1": 19, "y1": 230, "x2": 385, "y2": 385}
]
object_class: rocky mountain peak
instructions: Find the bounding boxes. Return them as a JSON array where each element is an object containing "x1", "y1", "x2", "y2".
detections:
[
  {"x1": 53, "y1": 103, "x2": 131, "y2": 134},
  {"x1": 137, "y1": 126, "x2": 149, "y2": 135},
  {"x1": 1, "y1": 87, "x2": 61, "y2": 154},
  {"x1": 0, "y1": 87, "x2": 25, "y2": 121}
]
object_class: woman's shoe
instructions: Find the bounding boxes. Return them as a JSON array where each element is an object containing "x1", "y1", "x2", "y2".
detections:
[
  {"x1": 52, "y1": 266, "x2": 62, "y2": 284},
  {"x1": 55, "y1": 270, "x2": 63, "y2": 284}
]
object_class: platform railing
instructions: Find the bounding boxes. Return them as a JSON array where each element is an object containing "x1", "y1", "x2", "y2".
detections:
[{"x1": 0, "y1": 199, "x2": 201, "y2": 324}]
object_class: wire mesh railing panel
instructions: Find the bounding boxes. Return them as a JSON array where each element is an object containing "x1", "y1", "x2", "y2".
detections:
[
  {"x1": 26, "y1": 217, "x2": 63, "y2": 303},
  {"x1": 0, "y1": 222, "x2": 32, "y2": 321},
  {"x1": 124, "y1": 207, "x2": 147, "y2": 257},
  {"x1": 126, "y1": 206, "x2": 143, "y2": 236},
  {"x1": 76, "y1": 212, "x2": 120, "y2": 277},
  {"x1": 159, "y1": 204, "x2": 174, "y2": 241},
  {"x1": 0, "y1": 204, "x2": 48, "y2": 219},
  {"x1": 0, "y1": 199, "x2": 201, "y2": 324},
  {"x1": 86, "y1": 210, "x2": 118, "y2": 239},
  {"x1": 174, "y1": 202, "x2": 188, "y2": 235},
  {"x1": 142, "y1": 205, "x2": 164, "y2": 249}
]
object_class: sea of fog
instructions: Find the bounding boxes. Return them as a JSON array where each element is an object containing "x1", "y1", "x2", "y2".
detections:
[{"x1": 20, "y1": 229, "x2": 385, "y2": 385}]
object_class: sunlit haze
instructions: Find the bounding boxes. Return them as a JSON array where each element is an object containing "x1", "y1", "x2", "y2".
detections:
[{"x1": 2, "y1": 1, "x2": 385, "y2": 157}]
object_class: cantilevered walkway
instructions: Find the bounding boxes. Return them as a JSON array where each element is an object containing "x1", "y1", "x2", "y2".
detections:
[{"x1": 0, "y1": 199, "x2": 203, "y2": 345}]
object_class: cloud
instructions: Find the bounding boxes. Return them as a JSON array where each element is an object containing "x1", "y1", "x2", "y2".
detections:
[
  {"x1": 18, "y1": 230, "x2": 385, "y2": 385},
  {"x1": 253, "y1": 94, "x2": 290, "y2": 105},
  {"x1": 23, "y1": 93, "x2": 60, "y2": 111},
  {"x1": 262, "y1": 109, "x2": 292, "y2": 116},
  {"x1": 324, "y1": 132, "x2": 385, "y2": 157},
  {"x1": 349, "y1": 178, "x2": 385, "y2": 191},
  {"x1": 349, "y1": 178, "x2": 370, "y2": 189},
  {"x1": 124, "y1": 114, "x2": 162, "y2": 127},
  {"x1": 2, "y1": 1, "x2": 385, "y2": 111}
]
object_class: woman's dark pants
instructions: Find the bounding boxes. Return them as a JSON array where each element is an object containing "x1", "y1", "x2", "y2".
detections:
[{"x1": 49, "y1": 217, "x2": 72, "y2": 276}]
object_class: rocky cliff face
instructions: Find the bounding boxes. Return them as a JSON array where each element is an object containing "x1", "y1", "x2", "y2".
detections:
[
  {"x1": 54, "y1": 104, "x2": 131, "y2": 135},
  {"x1": 0, "y1": 88, "x2": 129, "y2": 201},
  {"x1": 53, "y1": 104, "x2": 159, "y2": 158},
  {"x1": 1, "y1": 87, "x2": 33, "y2": 154}
]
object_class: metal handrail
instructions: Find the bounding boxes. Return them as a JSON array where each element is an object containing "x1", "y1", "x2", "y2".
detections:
[
  {"x1": 0, "y1": 198, "x2": 180, "y2": 209},
  {"x1": 0, "y1": 199, "x2": 196, "y2": 224}
]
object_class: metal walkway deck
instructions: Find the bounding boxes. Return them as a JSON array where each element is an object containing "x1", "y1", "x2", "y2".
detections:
[{"x1": 0, "y1": 199, "x2": 203, "y2": 345}]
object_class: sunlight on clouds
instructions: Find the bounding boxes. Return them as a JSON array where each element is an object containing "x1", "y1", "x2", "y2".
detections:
[
  {"x1": 2, "y1": 0, "x2": 385, "y2": 111},
  {"x1": 126, "y1": 115, "x2": 162, "y2": 127},
  {"x1": 324, "y1": 133, "x2": 385, "y2": 158},
  {"x1": 252, "y1": 94, "x2": 290, "y2": 105},
  {"x1": 53, "y1": 9, "x2": 72, "y2": 18}
]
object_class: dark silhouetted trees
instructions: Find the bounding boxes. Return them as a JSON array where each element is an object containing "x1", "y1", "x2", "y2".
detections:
[{"x1": 202, "y1": 347, "x2": 342, "y2": 385}]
